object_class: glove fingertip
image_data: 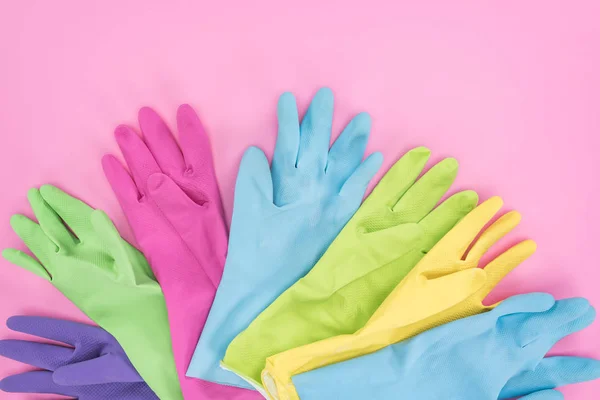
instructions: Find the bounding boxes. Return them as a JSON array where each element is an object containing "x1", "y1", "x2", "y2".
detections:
[
  {"x1": 177, "y1": 103, "x2": 200, "y2": 123},
  {"x1": 0, "y1": 377, "x2": 10, "y2": 392},
  {"x1": 38, "y1": 184, "x2": 61, "y2": 199},
  {"x1": 5, "y1": 316, "x2": 28, "y2": 332},
  {"x1": 438, "y1": 157, "x2": 459, "y2": 173},
  {"x1": 351, "y1": 112, "x2": 372, "y2": 130},
  {"x1": 101, "y1": 153, "x2": 119, "y2": 170},
  {"x1": 315, "y1": 86, "x2": 334, "y2": 101},
  {"x1": 8, "y1": 214, "x2": 37, "y2": 235},
  {"x1": 457, "y1": 190, "x2": 479, "y2": 209},
  {"x1": 114, "y1": 124, "x2": 134, "y2": 141},
  {"x1": 278, "y1": 91, "x2": 297, "y2": 110},
  {"x1": 2, "y1": 249, "x2": 51, "y2": 281},
  {"x1": 1, "y1": 247, "x2": 15, "y2": 261},
  {"x1": 409, "y1": 146, "x2": 431, "y2": 156},
  {"x1": 138, "y1": 106, "x2": 159, "y2": 122},
  {"x1": 368, "y1": 150, "x2": 384, "y2": 166},
  {"x1": 26, "y1": 187, "x2": 41, "y2": 203},
  {"x1": 242, "y1": 145, "x2": 267, "y2": 161}
]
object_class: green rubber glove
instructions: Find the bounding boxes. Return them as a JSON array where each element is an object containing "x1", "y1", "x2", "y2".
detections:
[
  {"x1": 223, "y1": 147, "x2": 479, "y2": 386},
  {"x1": 2, "y1": 185, "x2": 182, "y2": 400}
]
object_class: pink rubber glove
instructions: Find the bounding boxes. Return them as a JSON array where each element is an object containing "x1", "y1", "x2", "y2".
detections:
[{"x1": 102, "y1": 105, "x2": 260, "y2": 400}]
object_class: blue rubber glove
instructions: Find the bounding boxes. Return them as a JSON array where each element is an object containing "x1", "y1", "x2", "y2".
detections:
[
  {"x1": 0, "y1": 316, "x2": 157, "y2": 399},
  {"x1": 292, "y1": 293, "x2": 600, "y2": 400},
  {"x1": 186, "y1": 88, "x2": 383, "y2": 390}
]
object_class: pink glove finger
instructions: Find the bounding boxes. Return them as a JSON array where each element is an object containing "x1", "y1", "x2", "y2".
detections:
[
  {"x1": 177, "y1": 104, "x2": 214, "y2": 175},
  {"x1": 114, "y1": 126, "x2": 161, "y2": 194},
  {"x1": 138, "y1": 107, "x2": 186, "y2": 174},
  {"x1": 101, "y1": 154, "x2": 141, "y2": 210}
]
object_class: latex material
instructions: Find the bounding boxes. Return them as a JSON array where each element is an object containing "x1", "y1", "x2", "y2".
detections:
[
  {"x1": 261, "y1": 197, "x2": 537, "y2": 400},
  {"x1": 103, "y1": 106, "x2": 256, "y2": 399},
  {"x1": 187, "y1": 88, "x2": 383, "y2": 390},
  {"x1": 2, "y1": 186, "x2": 181, "y2": 399},
  {"x1": 291, "y1": 293, "x2": 600, "y2": 400},
  {"x1": 0, "y1": 316, "x2": 157, "y2": 399},
  {"x1": 225, "y1": 147, "x2": 479, "y2": 387}
]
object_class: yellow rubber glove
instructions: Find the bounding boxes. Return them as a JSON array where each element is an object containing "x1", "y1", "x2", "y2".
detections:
[{"x1": 261, "y1": 196, "x2": 537, "y2": 400}]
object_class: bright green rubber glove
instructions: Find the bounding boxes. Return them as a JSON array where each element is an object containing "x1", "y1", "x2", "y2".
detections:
[
  {"x1": 2, "y1": 185, "x2": 182, "y2": 400},
  {"x1": 223, "y1": 147, "x2": 479, "y2": 386}
]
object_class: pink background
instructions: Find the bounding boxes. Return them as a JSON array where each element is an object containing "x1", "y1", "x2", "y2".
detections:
[{"x1": 1, "y1": 1, "x2": 599, "y2": 398}]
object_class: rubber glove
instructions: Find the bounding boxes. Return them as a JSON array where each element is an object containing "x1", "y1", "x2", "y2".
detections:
[
  {"x1": 225, "y1": 147, "x2": 479, "y2": 387},
  {"x1": 261, "y1": 197, "x2": 536, "y2": 400},
  {"x1": 0, "y1": 316, "x2": 157, "y2": 399},
  {"x1": 2, "y1": 186, "x2": 182, "y2": 400},
  {"x1": 186, "y1": 87, "x2": 383, "y2": 391},
  {"x1": 102, "y1": 106, "x2": 256, "y2": 399},
  {"x1": 291, "y1": 293, "x2": 600, "y2": 400}
]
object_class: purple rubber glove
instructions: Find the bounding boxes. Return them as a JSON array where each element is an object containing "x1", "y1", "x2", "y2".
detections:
[{"x1": 0, "y1": 316, "x2": 157, "y2": 399}]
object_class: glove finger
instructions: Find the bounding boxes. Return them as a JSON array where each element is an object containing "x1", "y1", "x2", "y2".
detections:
[
  {"x1": 361, "y1": 222, "x2": 422, "y2": 262},
  {"x1": 500, "y1": 356, "x2": 600, "y2": 399},
  {"x1": 518, "y1": 389, "x2": 564, "y2": 400},
  {"x1": 476, "y1": 239, "x2": 537, "y2": 301},
  {"x1": 138, "y1": 106, "x2": 186, "y2": 174},
  {"x1": 102, "y1": 154, "x2": 142, "y2": 210},
  {"x1": 177, "y1": 104, "x2": 214, "y2": 175},
  {"x1": 428, "y1": 196, "x2": 503, "y2": 261},
  {"x1": 38, "y1": 185, "x2": 95, "y2": 241},
  {"x1": 364, "y1": 147, "x2": 430, "y2": 210},
  {"x1": 6, "y1": 316, "x2": 102, "y2": 348},
  {"x1": 272, "y1": 91, "x2": 300, "y2": 176},
  {"x1": 0, "y1": 339, "x2": 73, "y2": 371},
  {"x1": 296, "y1": 87, "x2": 334, "y2": 171},
  {"x1": 418, "y1": 268, "x2": 487, "y2": 312},
  {"x1": 2, "y1": 248, "x2": 51, "y2": 281},
  {"x1": 339, "y1": 152, "x2": 383, "y2": 198},
  {"x1": 418, "y1": 190, "x2": 479, "y2": 252},
  {"x1": 175, "y1": 106, "x2": 220, "y2": 205},
  {"x1": 235, "y1": 146, "x2": 274, "y2": 208},
  {"x1": 114, "y1": 124, "x2": 161, "y2": 194},
  {"x1": 54, "y1": 353, "x2": 143, "y2": 385},
  {"x1": 0, "y1": 371, "x2": 79, "y2": 396},
  {"x1": 493, "y1": 293, "x2": 556, "y2": 318},
  {"x1": 515, "y1": 298, "x2": 592, "y2": 347},
  {"x1": 392, "y1": 157, "x2": 458, "y2": 218},
  {"x1": 359, "y1": 157, "x2": 460, "y2": 232},
  {"x1": 8, "y1": 213, "x2": 56, "y2": 274},
  {"x1": 466, "y1": 211, "x2": 522, "y2": 263},
  {"x1": 544, "y1": 304, "x2": 596, "y2": 346},
  {"x1": 27, "y1": 188, "x2": 77, "y2": 248},
  {"x1": 326, "y1": 112, "x2": 372, "y2": 183}
]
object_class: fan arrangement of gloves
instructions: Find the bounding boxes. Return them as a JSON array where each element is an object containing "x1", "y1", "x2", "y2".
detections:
[{"x1": 1, "y1": 88, "x2": 598, "y2": 400}]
